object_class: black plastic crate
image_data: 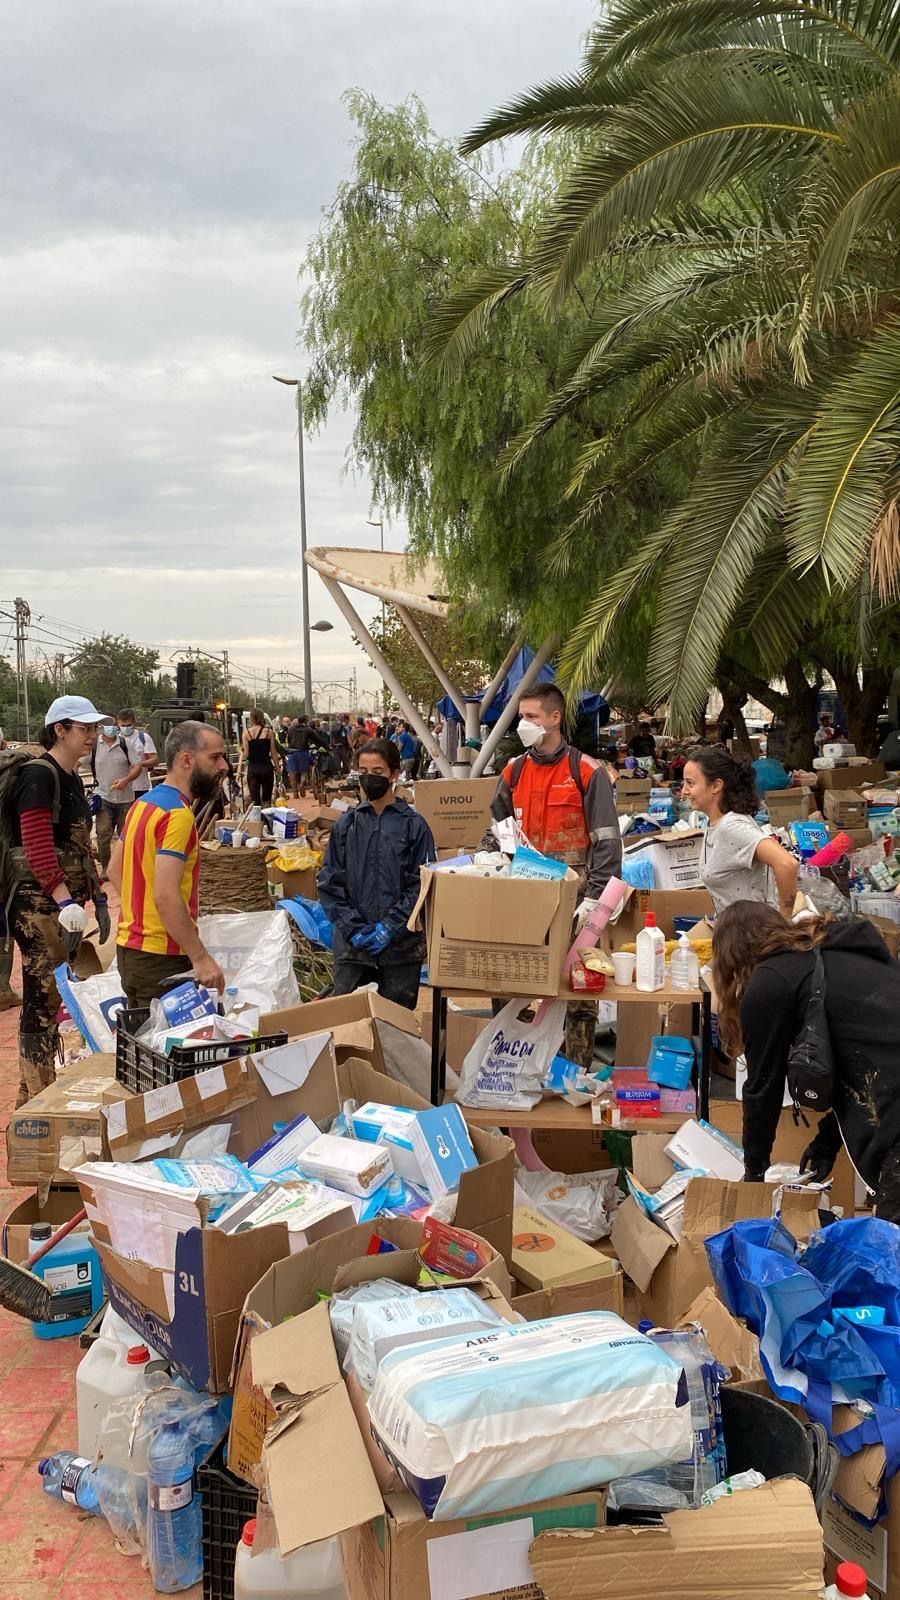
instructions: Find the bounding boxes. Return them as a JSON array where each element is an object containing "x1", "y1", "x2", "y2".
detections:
[
  {"x1": 115, "y1": 1006, "x2": 288, "y2": 1093},
  {"x1": 199, "y1": 1440, "x2": 258, "y2": 1600}
]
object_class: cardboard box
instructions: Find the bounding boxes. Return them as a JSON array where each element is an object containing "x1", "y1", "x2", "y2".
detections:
[
  {"x1": 610, "y1": 887, "x2": 714, "y2": 947},
  {"x1": 261, "y1": 989, "x2": 420, "y2": 1076},
  {"x1": 409, "y1": 866, "x2": 579, "y2": 998},
  {"x1": 823, "y1": 789, "x2": 868, "y2": 827},
  {"x1": 765, "y1": 786, "x2": 813, "y2": 821},
  {"x1": 511, "y1": 1205, "x2": 623, "y2": 1292},
  {"x1": 818, "y1": 761, "x2": 885, "y2": 790},
  {"x1": 342, "y1": 1489, "x2": 606, "y2": 1600},
  {"x1": 6, "y1": 1054, "x2": 130, "y2": 1188},
  {"x1": 514, "y1": 1271, "x2": 624, "y2": 1321},
  {"x1": 1, "y1": 1187, "x2": 87, "y2": 1264},
  {"x1": 228, "y1": 1217, "x2": 513, "y2": 1489},
  {"x1": 267, "y1": 863, "x2": 318, "y2": 900},
  {"x1": 677, "y1": 1286, "x2": 765, "y2": 1386},
  {"x1": 623, "y1": 832, "x2": 704, "y2": 891},
  {"x1": 446, "y1": 999, "x2": 494, "y2": 1073},
  {"x1": 615, "y1": 776, "x2": 651, "y2": 815},
  {"x1": 530, "y1": 1479, "x2": 823, "y2": 1600},
  {"x1": 823, "y1": 1408, "x2": 900, "y2": 1598},
  {"x1": 710, "y1": 1098, "x2": 856, "y2": 1221},
  {"x1": 412, "y1": 778, "x2": 498, "y2": 851},
  {"x1": 826, "y1": 822, "x2": 873, "y2": 847},
  {"x1": 530, "y1": 1126, "x2": 612, "y2": 1175}
]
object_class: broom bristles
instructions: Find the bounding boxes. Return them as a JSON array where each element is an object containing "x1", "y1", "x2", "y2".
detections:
[{"x1": 0, "y1": 1257, "x2": 53, "y2": 1322}]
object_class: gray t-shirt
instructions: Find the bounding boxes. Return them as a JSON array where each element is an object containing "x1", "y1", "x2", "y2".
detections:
[{"x1": 701, "y1": 811, "x2": 775, "y2": 915}]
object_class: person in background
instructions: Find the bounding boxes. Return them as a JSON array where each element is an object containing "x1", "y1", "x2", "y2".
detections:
[
  {"x1": 713, "y1": 900, "x2": 900, "y2": 1215},
  {"x1": 628, "y1": 715, "x2": 657, "y2": 762},
  {"x1": 483, "y1": 683, "x2": 622, "y2": 1067},
  {"x1": 397, "y1": 721, "x2": 419, "y2": 778},
  {"x1": 92, "y1": 719, "x2": 145, "y2": 873},
  {"x1": 240, "y1": 709, "x2": 277, "y2": 805},
  {"x1": 814, "y1": 712, "x2": 835, "y2": 753},
  {"x1": 6, "y1": 696, "x2": 110, "y2": 1104},
  {"x1": 349, "y1": 717, "x2": 370, "y2": 763},
  {"x1": 681, "y1": 746, "x2": 798, "y2": 918},
  {"x1": 318, "y1": 737, "x2": 435, "y2": 1008},
  {"x1": 285, "y1": 714, "x2": 326, "y2": 798},
  {"x1": 117, "y1": 709, "x2": 157, "y2": 797},
  {"x1": 329, "y1": 715, "x2": 349, "y2": 776},
  {"x1": 108, "y1": 721, "x2": 229, "y2": 1008}
]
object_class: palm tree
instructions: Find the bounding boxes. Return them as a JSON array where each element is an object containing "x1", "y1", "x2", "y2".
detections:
[{"x1": 433, "y1": 0, "x2": 900, "y2": 726}]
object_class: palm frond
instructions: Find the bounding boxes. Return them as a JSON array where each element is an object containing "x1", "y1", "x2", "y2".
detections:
[
  {"x1": 786, "y1": 317, "x2": 900, "y2": 587},
  {"x1": 732, "y1": 540, "x2": 823, "y2": 670},
  {"x1": 424, "y1": 268, "x2": 531, "y2": 373},
  {"x1": 807, "y1": 77, "x2": 900, "y2": 305}
]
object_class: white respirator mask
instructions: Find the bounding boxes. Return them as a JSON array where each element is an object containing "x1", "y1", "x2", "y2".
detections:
[{"x1": 517, "y1": 718, "x2": 546, "y2": 750}]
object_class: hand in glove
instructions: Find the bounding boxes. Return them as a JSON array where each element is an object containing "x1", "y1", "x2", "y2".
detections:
[
  {"x1": 351, "y1": 926, "x2": 374, "y2": 950},
  {"x1": 359, "y1": 921, "x2": 393, "y2": 955},
  {"x1": 800, "y1": 1140, "x2": 836, "y2": 1184},
  {"x1": 57, "y1": 900, "x2": 88, "y2": 962},
  {"x1": 94, "y1": 894, "x2": 112, "y2": 944},
  {"x1": 574, "y1": 897, "x2": 600, "y2": 934}
]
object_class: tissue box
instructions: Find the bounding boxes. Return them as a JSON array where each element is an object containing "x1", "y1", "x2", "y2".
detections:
[
  {"x1": 647, "y1": 1036, "x2": 695, "y2": 1091},
  {"x1": 351, "y1": 1101, "x2": 478, "y2": 1201},
  {"x1": 246, "y1": 1112, "x2": 322, "y2": 1179},
  {"x1": 299, "y1": 1133, "x2": 393, "y2": 1198}
]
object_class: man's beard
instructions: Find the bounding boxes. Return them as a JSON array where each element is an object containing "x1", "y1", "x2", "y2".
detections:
[{"x1": 190, "y1": 768, "x2": 221, "y2": 803}]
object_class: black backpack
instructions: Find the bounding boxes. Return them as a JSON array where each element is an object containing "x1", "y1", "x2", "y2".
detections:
[
  {"x1": 787, "y1": 949, "x2": 836, "y2": 1117},
  {"x1": 0, "y1": 750, "x2": 61, "y2": 899},
  {"x1": 90, "y1": 738, "x2": 130, "y2": 782}
]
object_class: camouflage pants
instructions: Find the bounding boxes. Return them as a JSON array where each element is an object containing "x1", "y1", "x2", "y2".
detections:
[{"x1": 9, "y1": 881, "x2": 75, "y2": 1105}]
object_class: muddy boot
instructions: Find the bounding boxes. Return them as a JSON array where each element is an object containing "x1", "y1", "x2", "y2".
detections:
[
  {"x1": 0, "y1": 940, "x2": 20, "y2": 1011},
  {"x1": 16, "y1": 1032, "x2": 56, "y2": 1108}
]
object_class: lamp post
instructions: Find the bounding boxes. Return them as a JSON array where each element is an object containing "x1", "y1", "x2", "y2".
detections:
[
  {"x1": 273, "y1": 375, "x2": 313, "y2": 717},
  {"x1": 367, "y1": 516, "x2": 391, "y2": 722}
]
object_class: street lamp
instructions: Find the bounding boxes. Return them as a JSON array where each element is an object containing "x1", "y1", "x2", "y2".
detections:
[
  {"x1": 367, "y1": 516, "x2": 390, "y2": 720},
  {"x1": 273, "y1": 374, "x2": 314, "y2": 717}
]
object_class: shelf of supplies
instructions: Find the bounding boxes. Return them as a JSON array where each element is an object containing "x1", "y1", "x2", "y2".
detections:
[
  {"x1": 459, "y1": 1095, "x2": 688, "y2": 1133},
  {"x1": 429, "y1": 981, "x2": 702, "y2": 1006}
]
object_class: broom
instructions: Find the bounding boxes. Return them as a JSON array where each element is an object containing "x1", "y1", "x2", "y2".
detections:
[{"x1": 0, "y1": 1206, "x2": 88, "y2": 1323}]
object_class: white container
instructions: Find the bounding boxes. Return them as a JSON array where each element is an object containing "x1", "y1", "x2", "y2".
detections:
[
  {"x1": 234, "y1": 1517, "x2": 346, "y2": 1600},
  {"x1": 635, "y1": 912, "x2": 665, "y2": 992},
  {"x1": 76, "y1": 1335, "x2": 154, "y2": 1462},
  {"x1": 611, "y1": 951, "x2": 636, "y2": 987},
  {"x1": 670, "y1": 932, "x2": 700, "y2": 991},
  {"x1": 824, "y1": 1561, "x2": 870, "y2": 1598}
]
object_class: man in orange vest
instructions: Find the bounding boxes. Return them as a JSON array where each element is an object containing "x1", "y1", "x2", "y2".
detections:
[{"x1": 484, "y1": 683, "x2": 622, "y2": 1068}]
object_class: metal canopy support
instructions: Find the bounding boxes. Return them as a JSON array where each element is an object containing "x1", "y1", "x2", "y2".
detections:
[
  {"x1": 470, "y1": 637, "x2": 557, "y2": 777},
  {"x1": 395, "y1": 604, "x2": 466, "y2": 723},
  {"x1": 320, "y1": 575, "x2": 452, "y2": 775},
  {"x1": 478, "y1": 631, "x2": 525, "y2": 721}
]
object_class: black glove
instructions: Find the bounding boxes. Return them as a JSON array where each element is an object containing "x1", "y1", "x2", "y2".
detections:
[
  {"x1": 743, "y1": 1169, "x2": 767, "y2": 1184},
  {"x1": 94, "y1": 894, "x2": 112, "y2": 944},
  {"x1": 800, "y1": 1140, "x2": 836, "y2": 1184}
]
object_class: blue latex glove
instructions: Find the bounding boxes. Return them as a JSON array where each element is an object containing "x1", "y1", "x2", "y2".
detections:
[
  {"x1": 351, "y1": 926, "x2": 374, "y2": 950},
  {"x1": 360, "y1": 921, "x2": 393, "y2": 955}
]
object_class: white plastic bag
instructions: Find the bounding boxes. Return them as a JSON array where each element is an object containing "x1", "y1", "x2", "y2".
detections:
[
  {"x1": 456, "y1": 1000, "x2": 567, "y2": 1111},
  {"x1": 55, "y1": 963, "x2": 127, "y2": 1053},
  {"x1": 197, "y1": 909, "x2": 300, "y2": 1011},
  {"x1": 516, "y1": 1167, "x2": 621, "y2": 1242}
]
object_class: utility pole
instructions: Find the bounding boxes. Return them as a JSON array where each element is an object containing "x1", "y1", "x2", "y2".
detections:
[
  {"x1": 273, "y1": 376, "x2": 313, "y2": 717},
  {"x1": 14, "y1": 598, "x2": 30, "y2": 742}
]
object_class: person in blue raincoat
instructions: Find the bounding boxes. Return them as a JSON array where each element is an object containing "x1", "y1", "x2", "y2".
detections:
[{"x1": 318, "y1": 739, "x2": 435, "y2": 1010}]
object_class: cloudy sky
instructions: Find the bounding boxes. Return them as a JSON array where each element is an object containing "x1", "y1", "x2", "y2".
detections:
[{"x1": 0, "y1": 0, "x2": 591, "y2": 708}]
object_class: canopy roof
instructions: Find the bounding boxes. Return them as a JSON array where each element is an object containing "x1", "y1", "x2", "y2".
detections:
[{"x1": 305, "y1": 546, "x2": 448, "y2": 618}]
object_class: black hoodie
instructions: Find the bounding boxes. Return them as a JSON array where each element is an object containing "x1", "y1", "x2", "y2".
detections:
[{"x1": 740, "y1": 919, "x2": 899, "y2": 1187}]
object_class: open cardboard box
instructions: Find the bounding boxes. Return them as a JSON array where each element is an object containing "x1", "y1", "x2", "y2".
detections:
[
  {"x1": 412, "y1": 777, "x2": 497, "y2": 851},
  {"x1": 609, "y1": 887, "x2": 714, "y2": 948},
  {"x1": 711, "y1": 1099, "x2": 856, "y2": 1221},
  {"x1": 822, "y1": 1407, "x2": 900, "y2": 1598},
  {"x1": 227, "y1": 1215, "x2": 514, "y2": 1487},
  {"x1": 817, "y1": 761, "x2": 885, "y2": 790},
  {"x1": 610, "y1": 1131, "x2": 820, "y2": 1325},
  {"x1": 622, "y1": 831, "x2": 705, "y2": 892},
  {"x1": 1, "y1": 1186, "x2": 88, "y2": 1264},
  {"x1": 7, "y1": 1053, "x2": 129, "y2": 1190},
  {"x1": 409, "y1": 865, "x2": 579, "y2": 998},
  {"x1": 529, "y1": 1478, "x2": 823, "y2": 1599},
  {"x1": 514, "y1": 1273, "x2": 624, "y2": 1322},
  {"x1": 261, "y1": 989, "x2": 420, "y2": 1077}
]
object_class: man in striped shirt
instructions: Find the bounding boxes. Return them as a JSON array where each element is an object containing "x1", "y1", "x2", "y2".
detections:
[{"x1": 108, "y1": 720, "x2": 229, "y2": 1009}]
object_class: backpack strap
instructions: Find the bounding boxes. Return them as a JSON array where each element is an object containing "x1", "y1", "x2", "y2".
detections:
[
  {"x1": 509, "y1": 747, "x2": 587, "y2": 799},
  {"x1": 508, "y1": 753, "x2": 528, "y2": 792},
  {"x1": 35, "y1": 754, "x2": 62, "y2": 825}
]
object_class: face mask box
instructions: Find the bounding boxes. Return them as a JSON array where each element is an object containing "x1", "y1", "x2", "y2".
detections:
[{"x1": 350, "y1": 1101, "x2": 478, "y2": 1200}]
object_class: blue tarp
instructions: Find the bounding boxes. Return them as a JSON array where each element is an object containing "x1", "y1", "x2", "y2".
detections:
[{"x1": 437, "y1": 646, "x2": 609, "y2": 728}]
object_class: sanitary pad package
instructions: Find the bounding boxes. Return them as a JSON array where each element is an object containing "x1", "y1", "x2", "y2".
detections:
[
  {"x1": 328, "y1": 1279, "x2": 420, "y2": 1363},
  {"x1": 368, "y1": 1311, "x2": 691, "y2": 1519},
  {"x1": 348, "y1": 1286, "x2": 503, "y2": 1395}
]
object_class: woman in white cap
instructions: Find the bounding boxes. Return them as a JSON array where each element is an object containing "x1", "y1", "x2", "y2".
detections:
[{"x1": 5, "y1": 696, "x2": 111, "y2": 1104}]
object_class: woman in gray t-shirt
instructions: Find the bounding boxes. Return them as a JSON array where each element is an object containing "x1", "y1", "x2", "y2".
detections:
[{"x1": 682, "y1": 747, "x2": 798, "y2": 918}]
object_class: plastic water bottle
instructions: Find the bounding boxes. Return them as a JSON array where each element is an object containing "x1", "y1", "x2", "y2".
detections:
[
  {"x1": 38, "y1": 1453, "x2": 130, "y2": 1519},
  {"x1": 670, "y1": 932, "x2": 700, "y2": 992},
  {"x1": 29, "y1": 1221, "x2": 103, "y2": 1340},
  {"x1": 824, "y1": 1563, "x2": 870, "y2": 1599},
  {"x1": 234, "y1": 1517, "x2": 346, "y2": 1600},
  {"x1": 147, "y1": 1422, "x2": 203, "y2": 1593}
]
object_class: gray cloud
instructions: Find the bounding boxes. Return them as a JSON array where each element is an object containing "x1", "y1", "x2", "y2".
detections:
[{"x1": 1, "y1": 0, "x2": 592, "y2": 704}]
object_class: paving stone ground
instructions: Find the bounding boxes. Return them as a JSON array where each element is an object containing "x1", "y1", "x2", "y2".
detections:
[{"x1": 0, "y1": 944, "x2": 198, "y2": 1599}]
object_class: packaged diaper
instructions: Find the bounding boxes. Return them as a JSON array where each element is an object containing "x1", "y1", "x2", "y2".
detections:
[
  {"x1": 368, "y1": 1311, "x2": 691, "y2": 1519},
  {"x1": 347, "y1": 1287, "x2": 502, "y2": 1395},
  {"x1": 328, "y1": 1279, "x2": 419, "y2": 1363}
]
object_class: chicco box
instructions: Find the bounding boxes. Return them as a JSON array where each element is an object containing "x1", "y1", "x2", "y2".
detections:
[{"x1": 647, "y1": 1036, "x2": 695, "y2": 1092}]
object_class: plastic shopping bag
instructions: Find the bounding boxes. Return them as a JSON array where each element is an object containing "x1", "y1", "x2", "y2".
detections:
[
  {"x1": 457, "y1": 1000, "x2": 567, "y2": 1111},
  {"x1": 516, "y1": 1166, "x2": 621, "y2": 1241},
  {"x1": 197, "y1": 909, "x2": 300, "y2": 1011},
  {"x1": 55, "y1": 964, "x2": 127, "y2": 1053}
]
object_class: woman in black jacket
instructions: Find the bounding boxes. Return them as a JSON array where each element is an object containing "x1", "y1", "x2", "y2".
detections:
[{"x1": 713, "y1": 901, "x2": 900, "y2": 1218}]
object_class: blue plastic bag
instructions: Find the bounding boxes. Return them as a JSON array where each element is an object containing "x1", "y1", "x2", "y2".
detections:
[{"x1": 277, "y1": 895, "x2": 334, "y2": 950}]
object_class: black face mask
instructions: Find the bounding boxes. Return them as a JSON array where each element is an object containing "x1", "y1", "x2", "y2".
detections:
[
  {"x1": 360, "y1": 772, "x2": 391, "y2": 801},
  {"x1": 190, "y1": 767, "x2": 221, "y2": 803}
]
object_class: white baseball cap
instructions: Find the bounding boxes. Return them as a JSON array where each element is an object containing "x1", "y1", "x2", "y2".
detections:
[{"x1": 44, "y1": 695, "x2": 108, "y2": 727}]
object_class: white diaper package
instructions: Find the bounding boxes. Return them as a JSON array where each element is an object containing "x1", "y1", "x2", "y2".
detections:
[
  {"x1": 367, "y1": 1311, "x2": 691, "y2": 1519},
  {"x1": 328, "y1": 1279, "x2": 419, "y2": 1363},
  {"x1": 298, "y1": 1132, "x2": 393, "y2": 1197},
  {"x1": 347, "y1": 1287, "x2": 503, "y2": 1395}
]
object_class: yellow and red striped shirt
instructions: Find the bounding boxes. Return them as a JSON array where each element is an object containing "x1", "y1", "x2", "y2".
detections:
[{"x1": 116, "y1": 785, "x2": 199, "y2": 955}]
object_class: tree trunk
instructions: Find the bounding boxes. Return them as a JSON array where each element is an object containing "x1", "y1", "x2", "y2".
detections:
[
  {"x1": 780, "y1": 658, "x2": 820, "y2": 768},
  {"x1": 715, "y1": 674, "x2": 751, "y2": 756},
  {"x1": 828, "y1": 662, "x2": 890, "y2": 755}
]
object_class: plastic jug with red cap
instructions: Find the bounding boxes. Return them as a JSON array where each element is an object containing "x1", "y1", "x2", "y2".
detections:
[
  {"x1": 824, "y1": 1562, "x2": 872, "y2": 1599},
  {"x1": 234, "y1": 1516, "x2": 346, "y2": 1600},
  {"x1": 76, "y1": 1320, "x2": 159, "y2": 1461}
]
